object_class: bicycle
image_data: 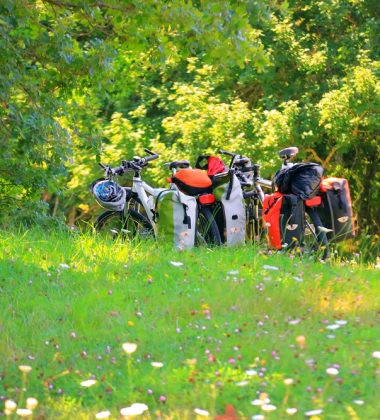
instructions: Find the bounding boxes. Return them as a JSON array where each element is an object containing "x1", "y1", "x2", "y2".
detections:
[
  {"x1": 276, "y1": 147, "x2": 330, "y2": 259},
  {"x1": 92, "y1": 149, "x2": 159, "y2": 240},
  {"x1": 91, "y1": 150, "x2": 221, "y2": 245},
  {"x1": 218, "y1": 149, "x2": 272, "y2": 242},
  {"x1": 216, "y1": 147, "x2": 330, "y2": 258},
  {"x1": 164, "y1": 159, "x2": 222, "y2": 246}
]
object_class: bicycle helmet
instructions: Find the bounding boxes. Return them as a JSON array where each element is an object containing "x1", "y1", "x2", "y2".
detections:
[{"x1": 91, "y1": 179, "x2": 126, "y2": 211}]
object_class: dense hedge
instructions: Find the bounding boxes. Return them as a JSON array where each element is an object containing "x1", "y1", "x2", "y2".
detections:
[{"x1": 0, "y1": 0, "x2": 379, "y2": 231}]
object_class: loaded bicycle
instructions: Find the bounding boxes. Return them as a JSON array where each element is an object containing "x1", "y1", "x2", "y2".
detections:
[
  {"x1": 210, "y1": 147, "x2": 331, "y2": 258},
  {"x1": 91, "y1": 150, "x2": 222, "y2": 245},
  {"x1": 91, "y1": 146, "x2": 354, "y2": 257}
]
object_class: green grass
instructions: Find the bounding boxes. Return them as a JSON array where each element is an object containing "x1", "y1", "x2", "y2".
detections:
[{"x1": 0, "y1": 228, "x2": 379, "y2": 419}]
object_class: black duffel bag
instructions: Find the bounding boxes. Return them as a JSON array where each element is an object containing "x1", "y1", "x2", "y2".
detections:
[{"x1": 273, "y1": 163, "x2": 324, "y2": 200}]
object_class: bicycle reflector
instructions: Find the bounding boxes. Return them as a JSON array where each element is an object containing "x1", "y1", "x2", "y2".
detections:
[{"x1": 198, "y1": 193, "x2": 216, "y2": 205}]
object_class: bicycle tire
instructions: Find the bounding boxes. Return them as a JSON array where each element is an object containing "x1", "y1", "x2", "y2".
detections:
[
  {"x1": 245, "y1": 199, "x2": 266, "y2": 242},
  {"x1": 196, "y1": 206, "x2": 222, "y2": 246},
  {"x1": 304, "y1": 207, "x2": 330, "y2": 259},
  {"x1": 95, "y1": 209, "x2": 153, "y2": 240}
]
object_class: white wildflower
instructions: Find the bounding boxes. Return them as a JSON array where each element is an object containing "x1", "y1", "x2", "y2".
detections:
[
  {"x1": 16, "y1": 409, "x2": 33, "y2": 417},
  {"x1": 59, "y1": 263, "x2": 70, "y2": 269},
  {"x1": 236, "y1": 380, "x2": 249, "y2": 387},
  {"x1": 283, "y1": 378, "x2": 294, "y2": 385},
  {"x1": 130, "y1": 403, "x2": 148, "y2": 412},
  {"x1": 326, "y1": 368, "x2": 339, "y2": 376},
  {"x1": 5, "y1": 400, "x2": 17, "y2": 411},
  {"x1": 227, "y1": 270, "x2": 239, "y2": 275},
  {"x1": 18, "y1": 365, "x2": 32, "y2": 374},
  {"x1": 251, "y1": 399, "x2": 264, "y2": 406},
  {"x1": 261, "y1": 404, "x2": 276, "y2": 412},
  {"x1": 96, "y1": 411, "x2": 111, "y2": 419},
  {"x1": 151, "y1": 362, "x2": 164, "y2": 368},
  {"x1": 80, "y1": 379, "x2": 97, "y2": 387},
  {"x1": 194, "y1": 408, "x2": 210, "y2": 416},
  {"x1": 286, "y1": 407, "x2": 298, "y2": 415},
  {"x1": 263, "y1": 265, "x2": 279, "y2": 271},
  {"x1": 170, "y1": 261, "x2": 183, "y2": 267},
  {"x1": 26, "y1": 398, "x2": 38, "y2": 410},
  {"x1": 120, "y1": 403, "x2": 148, "y2": 417},
  {"x1": 122, "y1": 342, "x2": 137, "y2": 354},
  {"x1": 305, "y1": 409, "x2": 323, "y2": 416},
  {"x1": 326, "y1": 324, "x2": 340, "y2": 330}
]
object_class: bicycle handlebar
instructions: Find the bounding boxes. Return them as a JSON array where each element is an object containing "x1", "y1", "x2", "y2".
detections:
[
  {"x1": 99, "y1": 150, "x2": 159, "y2": 176},
  {"x1": 219, "y1": 149, "x2": 236, "y2": 157},
  {"x1": 143, "y1": 149, "x2": 159, "y2": 162}
]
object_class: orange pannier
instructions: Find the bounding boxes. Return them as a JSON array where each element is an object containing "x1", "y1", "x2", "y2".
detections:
[
  {"x1": 262, "y1": 192, "x2": 283, "y2": 249},
  {"x1": 171, "y1": 168, "x2": 213, "y2": 196}
]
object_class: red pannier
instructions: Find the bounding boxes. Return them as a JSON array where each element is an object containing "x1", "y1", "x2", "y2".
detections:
[
  {"x1": 318, "y1": 177, "x2": 355, "y2": 242},
  {"x1": 171, "y1": 168, "x2": 213, "y2": 196},
  {"x1": 262, "y1": 192, "x2": 305, "y2": 250}
]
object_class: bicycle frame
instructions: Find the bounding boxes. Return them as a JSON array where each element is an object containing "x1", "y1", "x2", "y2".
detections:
[{"x1": 127, "y1": 176, "x2": 164, "y2": 226}]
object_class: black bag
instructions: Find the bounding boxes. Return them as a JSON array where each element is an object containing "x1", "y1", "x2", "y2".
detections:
[
  {"x1": 262, "y1": 192, "x2": 305, "y2": 249},
  {"x1": 318, "y1": 178, "x2": 355, "y2": 242},
  {"x1": 274, "y1": 163, "x2": 324, "y2": 200}
]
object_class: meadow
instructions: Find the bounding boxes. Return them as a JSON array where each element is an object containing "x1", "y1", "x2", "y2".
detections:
[{"x1": 1, "y1": 229, "x2": 379, "y2": 419}]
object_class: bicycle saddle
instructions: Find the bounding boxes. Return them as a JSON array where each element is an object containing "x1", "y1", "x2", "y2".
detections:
[
  {"x1": 278, "y1": 147, "x2": 299, "y2": 160},
  {"x1": 164, "y1": 160, "x2": 191, "y2": 170}
]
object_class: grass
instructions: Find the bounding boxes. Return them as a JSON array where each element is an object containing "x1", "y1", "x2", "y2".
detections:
[{"x1": 0, "y1": 228, "x2": 379, "y2": 419}]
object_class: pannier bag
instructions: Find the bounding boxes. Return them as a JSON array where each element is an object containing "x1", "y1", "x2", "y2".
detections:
[
  {"x1": 154, "y1": 189, "x2": 197, "y2": 249},
  {"x1": 318, "y1": 177, "x2": 355, "y2": 242},
  {"x1": 274, "y1": 163, "x2": 324, "y2": 200},
  {"x1": 212, "y1": 171, "x2": 246, "y2": 245},
  {"x1": 262, "y1": 192, "x2": 304, "y2": 250},
  {"x1": 171, "y1": 168, "x2": 212, "y2": 196}
]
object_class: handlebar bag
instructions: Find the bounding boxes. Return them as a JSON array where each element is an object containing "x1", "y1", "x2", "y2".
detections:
[
  {"x1": 212, "y1": 171, "x2": 246, "y2": 245},
  {"x1": 274, "y1": 163, "x2": 324, "y2": 200},
  {"x1": 318, "y1": 177, "x2": 355, "y2": 242},
  {"x1": 206, "y1": 156, "x2": 227, "y2": 176},
  {"x1": 262, "y1": 192, "x2": 305, "y2": 250},
  {"x1": 154, "y1": 188, "x2": 197, "y2": 249},
  {"x1": 195, "y1": 155, "x2": 227, "y2": 177},
  {"x1": 171, "y1": 168, "x2": 213, "y2": 196}
]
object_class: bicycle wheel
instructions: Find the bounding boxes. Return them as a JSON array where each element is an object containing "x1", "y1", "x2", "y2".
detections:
[
  {"x1": 195, "y1": 206, "x2": 222, "y2": 246},
  {"x1": 95, "y1": 209, "x2": 153, "y2": 241},
  {"x1": 304, "y1": 207, "x2": 330, "y2": 259},
  {"x1": 246, "y1": 199, "x2": 265, "y2": 242}
]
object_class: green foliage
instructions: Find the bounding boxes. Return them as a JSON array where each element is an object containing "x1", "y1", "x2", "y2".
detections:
[{"x1": 0, "y1": 0, "x2": 379, "y2": 231}]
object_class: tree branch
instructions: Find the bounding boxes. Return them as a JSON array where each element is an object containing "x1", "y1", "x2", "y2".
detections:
[{"x1": 43, "y1": 0, "x2": 135, "y2": 13}]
